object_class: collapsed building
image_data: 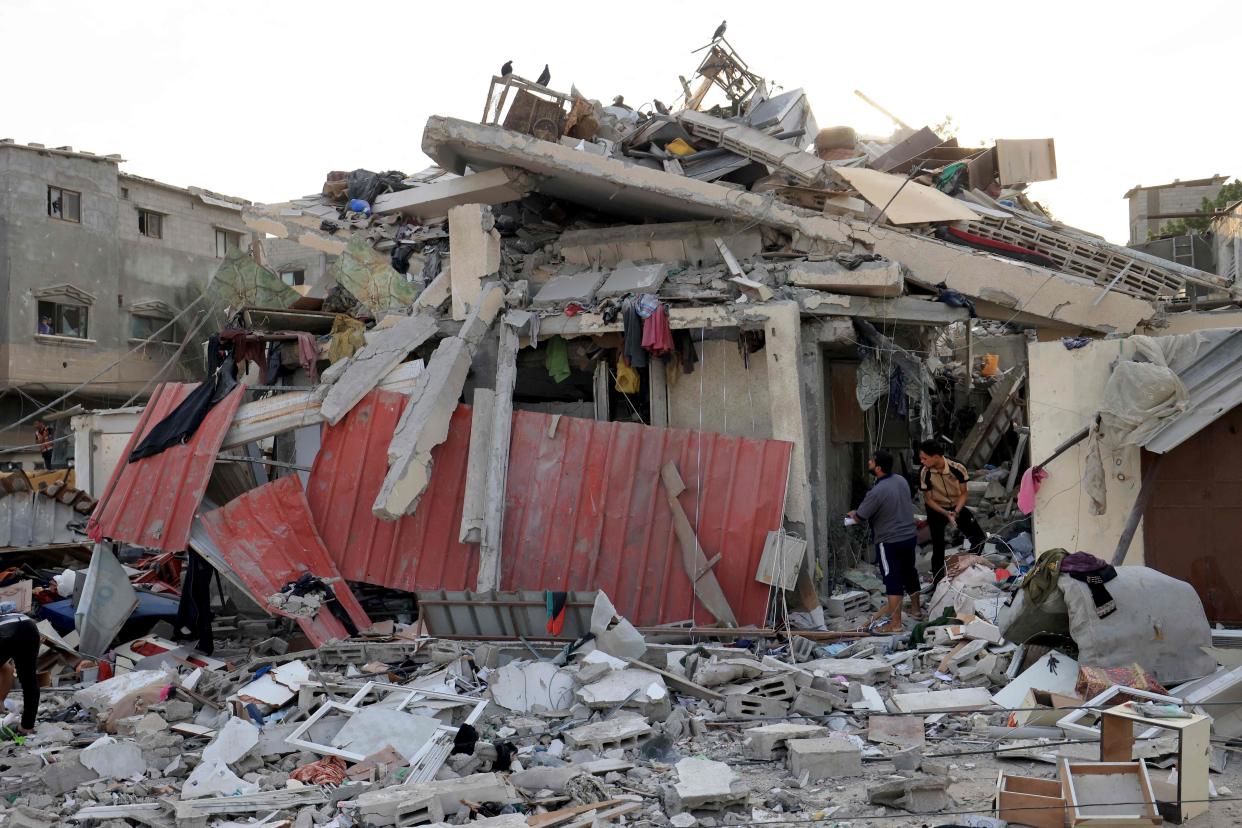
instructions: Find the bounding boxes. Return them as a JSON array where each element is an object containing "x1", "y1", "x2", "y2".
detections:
[{"x1": 2, "y1": 37, "x2": 1242, "y2": 827}]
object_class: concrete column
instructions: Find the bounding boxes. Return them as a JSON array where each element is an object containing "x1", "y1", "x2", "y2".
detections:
[{"x1": 447, "y1": 204, "x2": 501, "y2": 321}]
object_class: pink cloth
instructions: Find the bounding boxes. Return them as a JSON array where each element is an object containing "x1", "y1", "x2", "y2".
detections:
[{"x1": 1017, "y1": 467, "x2": 1048, "y2": 515}]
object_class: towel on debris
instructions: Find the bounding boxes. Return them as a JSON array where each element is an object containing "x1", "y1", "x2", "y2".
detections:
[{"x1": 1060, "y1": 552, "x2": 1118, "y2": 618}]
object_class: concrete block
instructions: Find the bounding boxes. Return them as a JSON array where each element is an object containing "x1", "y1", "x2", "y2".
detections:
[
  {"x1": 576, "y1": 669, "x2": 670, "y2": 719},
  {"x1": 963, "y1": 619, "x2": 1002, "y2": 643},
  {"x1": 787, "y1": 736, "x2": 862, "y2": 780},
  {"x1": 867, "y1": 776, "x2": 951, "y2": 813},
  {"x1": 867, "y1": 715, "x2": 926, "y2": 748},
  {"x1": 825, "y1": 590, "x2": 870, "y2": 617},
  {"x1": 667, "y1": 757, "x2": 748, "y2": 812},
  {"x1": 787, "y1": 259, "x2": 904, "y2": 298},
  {"x1": 354, "y1": 787, "x2": 446, "y2": 826},
  {"x1": 448, "y1": 203, "x2": 501, "y2": 321},
  {"x1": 743, "y1": 723, "x2": 829, "y2": 759},
  {"x1": 726, "y1": 673, "x2": 797, "y2": 702},
  {"x1": 532, "y1": 268, "x2": 608, "y2": 307},
  {"x1": 596, "y1": 260, "x2": 667, "y2": 298},
  {"x1": 562, "y1": 716, "x2": 652, "y2": 751},
  {"x1": 723, "y1": 694, "x2": 789, "y2": 719},
  {"x1": 792, "y1": 686, "x2": 845, "y2": 717}
]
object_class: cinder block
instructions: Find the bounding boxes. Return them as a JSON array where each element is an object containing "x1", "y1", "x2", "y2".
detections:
[
  {"x1": 724, "y1": 694, "x2": 789, "y2": 720},
  {"x1": 787, "y1": 737, "x2": 862, "y2": 780},
  {"x1": 743, "y1": 723, "x2": 829, "y2": 759},
  {"x1": 792, "y1": 686, "x2": 844, "y2": 717}
]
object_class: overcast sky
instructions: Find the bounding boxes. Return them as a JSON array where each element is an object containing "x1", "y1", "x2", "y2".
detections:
[{"x1": 3, "y1": 0, "x2": 1237, "y2": 243}]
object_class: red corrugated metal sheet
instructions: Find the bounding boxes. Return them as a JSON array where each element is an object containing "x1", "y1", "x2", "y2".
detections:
[
  {"x1": 500, "y1": 411, "x2": 791, "y2": 626},
  {"x1": 304, "y1": 391, "x2": 791, "y2": 627},
  {"x1": 305, "y1": 390, "x2": 476, "y2": 589},
  {"x1": 87, "y1": 382, "x2": 246, "y2": 552},
  {"x1": 200, "y1": 475, "x2": 372, "y2": 646}
]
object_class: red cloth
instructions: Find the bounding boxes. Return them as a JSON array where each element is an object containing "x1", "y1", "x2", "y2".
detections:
[
  {"x1": 641, "y1": 304, "x2": 673, "y2": 358},
  {"x1": 291, "y1": 755, "x2": 347, "y2": 785}
]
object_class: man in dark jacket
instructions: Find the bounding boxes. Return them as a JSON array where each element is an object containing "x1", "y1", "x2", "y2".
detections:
[{"x1": 849, "y1": 450, "x2": 920, "y2": 633}]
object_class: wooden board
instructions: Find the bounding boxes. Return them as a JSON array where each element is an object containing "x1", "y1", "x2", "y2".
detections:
[
  {"x1": 835, "y1": 167, "x2": 980, "y2": 225},
  {"x1": 828, "y1": 361, "x2": 864, "y2": 443}
]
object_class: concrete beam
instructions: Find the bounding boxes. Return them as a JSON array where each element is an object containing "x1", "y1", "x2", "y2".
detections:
[
  {"x1": 422, "y1": 116, "x2": 1156, "y2": 333},
  {"x1": 448, "y1": 204, "x2": 501, "y2": 321},
  {"x1": 763, "y1": 301, "x2": 811, "y2": 533},
  {"x1": 241, "y1": 206, "x2": 348, "y2": 256},
  {"x1": 374, "y1": 168, "x2": 534, "y2": 219},
  {"x1": 556, "y1": 220, "x2": 762, "y2": 269},
  {"x1": 799, "y1": 293, "x2": 968, "y2": 326},
  {"x1": 477, "y1": 322, "x2": 519, "y2": 590},
  {"x1": 788, "y1": 260, "x2": 904, "y2": 298},
  {"x1": 221, "y1": 361, "x2": 425, "y2": 451},
  {"x1": 458, "y1": 388, "x2": 495, "y2": 544},
  {"x1": 529, "y1": 306, "x2": 762, "y2": 338},
  {"x1": 320, "y1": 312, "x2": 439, "y2": 425},
  {"x1": 373, "y1": 336, "x2": 472, "y2": 519}
]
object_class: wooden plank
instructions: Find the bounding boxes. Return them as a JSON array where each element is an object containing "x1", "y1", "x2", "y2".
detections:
[
  {"x1": 459, "y1": 388, "x2": 495, "y2": 544},
  {"x1": 527, "y1": 799, "x2": 623, "y2": 828},
  {"x1": 828, "y1": 361, "x2": 864, "y2": 443},
  {"x1": 562, "y1": 802, "x2": 643, "y2": 828},
  {"x1": 477, "y1": 323, "x2": 519, "y2": 590},
  {"x1": 659, "y1": 461, "x2": 738, "y2": 627}
]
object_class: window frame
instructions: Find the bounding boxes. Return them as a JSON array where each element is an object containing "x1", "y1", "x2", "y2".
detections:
[
  {"x1": 36, "y1": 300, "x2": 90, "y2": 340},
  {"x1": 215, "y1": 227, "x2": 242, "y2": 258},
  {"x1": 130, "y1": 313, "x2": 178, "y2": 344},
  {"x1": 279, "y1": 269, "x2": 306, "y2": 287},
  {"x1": 138, "y1": 209, "x2": 164, "y2": 239},
  {"x1": 47, "y1": 186, "x2": 81, "y2": 223}
]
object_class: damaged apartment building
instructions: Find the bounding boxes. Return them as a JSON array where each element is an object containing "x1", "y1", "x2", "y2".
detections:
[
  {"x1": 0, "y1": 139, "x2": 252, "y2": 469},
  {"x1": 7, "y1": 37, "x2": 1242, "y2": 827}
]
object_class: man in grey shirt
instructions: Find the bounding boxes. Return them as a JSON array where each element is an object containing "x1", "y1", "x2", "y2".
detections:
[{"x1": 848, "y1": 450, "x2": 920, "y2": 633}]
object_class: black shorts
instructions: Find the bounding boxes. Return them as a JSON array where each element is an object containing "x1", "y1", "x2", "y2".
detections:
[{"x1": 876, "y1": 536, "x2": 919, "y2": 596}]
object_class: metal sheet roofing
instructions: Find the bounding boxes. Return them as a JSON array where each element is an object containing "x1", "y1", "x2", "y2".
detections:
[
  {"x1": 305, "y1": 389, "x2": 476, "y2": 590},
  {"x1": 500, "y1": 410, "x2": 791, "y2": 626},
  {"x1": 0, "y1": 476, "x2": 94, "y2": 548},
  {"x1": 87, "y1": 383, "x2": 246, "y2": 552},
  {"x1": 200, "y1": 475, "x2": 372, "y2": 646},
  {"x1": 1143, "y1": 328, "x2": 1242, "y2": 454},
  {"x1": 305, "y1": 390, "x2": 791, "y2": 627}
]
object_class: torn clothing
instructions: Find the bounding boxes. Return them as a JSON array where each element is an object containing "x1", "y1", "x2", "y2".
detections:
[
  {"x1": 1023, "y1": 547, "x2": 1070, "y2": 607},
  {"x1": 641, "y1": 304, "x2": 674, "y2": 358},
  {"x1": 0, "y1": 615, "x2": 40, "y2": 730}
]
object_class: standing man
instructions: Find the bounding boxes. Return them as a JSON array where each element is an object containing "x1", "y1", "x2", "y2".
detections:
[
  {"x1": 33, "y1": 421, "x2": 53, "y2": 470},
  {"x1": 917, "y1": 439, "x2": 987, "y2": 585},
  {"x1": 0, "y1": 612, "x2": 41, "y2": 734},
  {"x1": 848, "y1": 450, "x2": 920, "y2": 633}
]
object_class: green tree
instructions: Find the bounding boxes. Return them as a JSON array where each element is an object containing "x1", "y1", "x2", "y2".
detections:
[{"x1": 1151, "y1": 179, "x2": 1242, "y2": 239}]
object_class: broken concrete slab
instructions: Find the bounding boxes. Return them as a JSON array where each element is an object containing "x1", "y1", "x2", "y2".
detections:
[
  {"x1": 576, "y1": 669, "x2": 669, "y2": 718},
  {"x1": 786, "y1": 259, "x2": 904, "y2": 298},
  {"x1": 458, "y1": 281, "x2": 507, "y2": 348},
  {"x1": 509, "y1": 766, "x2": 585, "y2": 795},
  {"x1": 321, "y1": 312, "x2": 438, "y2": 425},
  {"x1": 743, "y1": 723, "x2": 829, "y2": 760},
  {"x1": 41, "y1": 752, "x2": 95, "y2": 795},
  {"x1": 72, "y1": 670, "x2": 168, "y2": 717},
  {"x1": 375, "y1": 168, "x2": 534, "y2": 219},
  {"x1": 448, "y1": 203, "x2": 501, "y2": 321},
  {"x1": 679, "y1": 109, "x2": 828, "y2": 185},
  {"x1": 491, "y1": 661, "x2": 576, "y2": 713},
  {"x1": 891, "y1": 687, "x2": 994, "y2": 713},
  {"x1": 181, "y1": 761, "x2": 259, "y2": 800},
  {"x1": 424, "y1": 116, "x2": 1155, "y2": 333},
  {"x1": 532, "y1": 268, "x2": 609, "y2": 308},
  {"x1": 788, "y1": 736, "x2": 862, "y2": 780},
  {"x1": 202, "y1": 717, "x2": 260, "y2": 766},
  {"x1": 79, "y1": 736, "x2": 146, "y2": 780},
  {"x1": 575, "y1": 649, "x2": 628, "y2": 684},
  {"x1": 416, "y1": 269, "x2": 451, "y2": 311},
  {"x1": 792, "y1": 686, "x2": 845, "y2": 717},
  {"x1": 374, "y1": 336, "x2": 471, "y2": 519},
  {"x1": 556, "y1": 221, "x2": 762, "y2": 269},
  {"x1": 596, "y1": 260, "x2": 668, "y2": 298},
  {"x1": 398, "y1": 772, "x2": 520, "y2": 816},
  {"x1": 799, "y1": 658, "x2": 893, "y2": 683},
  {"x1": 667, "y1": 757, "x2": 748, "y2": 813}
]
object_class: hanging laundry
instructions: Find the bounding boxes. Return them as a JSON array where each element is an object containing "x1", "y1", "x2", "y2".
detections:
[
  {"x1": 286, "y1": 331, "x2": 320, "y2": 383},
  {"x1": 641, "y1": 302, "x2": 674, "y2": 358},
  {"x1": 674, "y1": 330, "x2": 699, "y2": 375},
  {"x1": 219, "y1": 328, "x2": 266, "y2": 373},
  {"x1": 1059, "y1": 552, "x2": 1118, "y2": 618},
  {"x1": 128, "y1": 336, "x2": 238, "y2": 463},
  {"x1": 615, "y1": 355, "x2": 640, "y2": 393},
  {"x1": 622, "y1": 301, "x2": 647, "y2": 368},
  {"x1": 546, "y1": 590, "x2": 569, "y2": 635},
  {"x1": 544, "y1": 336, "x2": 570, "y2": 383}
]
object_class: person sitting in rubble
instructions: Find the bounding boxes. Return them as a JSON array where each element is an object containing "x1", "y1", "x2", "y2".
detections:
[
  {"x1": 0, "y1": 609, "x2": 41, "y2": 734},
  {"x1": 847, "y1": 449, "x2": 920, "y2": 634},
  {"x1": 917, "y1": 439, "x2": 987, "y2": 586}
]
